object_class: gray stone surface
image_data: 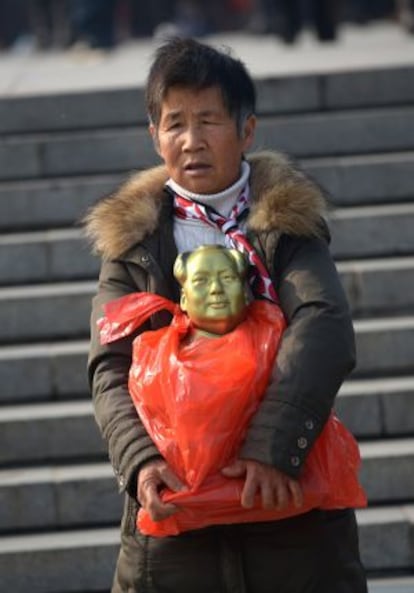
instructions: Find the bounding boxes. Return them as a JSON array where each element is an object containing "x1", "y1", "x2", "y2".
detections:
[
  {"x1": 1, "y1": 65, "x2": 413, "y2": 135},
  {"x1": 325, "y1": 67, "x2": 414, "y2": 109},
  {"x1": 359, "y1": 440, "x2": 414, "y2": 502},
  {"x1": 337, "y1": 257, "x2": 414, "y2": 317},
  {"x1": 0, "y1": 341, "x2": 89, "y2": 402},
  {"x1": 42, "y1": 128, "x2": 155, "y2": 177},
  {"x1": 383, "y1": 391, "x2": 414, "y2": 436},
  {"x1": 304, "y1": 152, "x2": 414, "y2": 206},
  {"x1": 0, "y1": 283, "x2": 94, "y2": 342},
  {"x1": 354, "y1": 317, "x2": 414, "y2": 376},
  {"x1": 357, "y1": 507, "x2": 414, "y2": 571},
  {"x1": 1, "y1": 35, "x2": 414, "y2": 589},
  {"x1": 255, "y1": 75, "x2": 320, "y2": 114},
  {"x1": 0, "y1": 173, "x2": 124, "y2": 231},
  {"x1": 329, "y1": 204, "x2": 414, "y2": 259},
  {"x1": 254, "y1": 107, "x2": 414, "y2": 159},
  {"x1": 0, "y1": 139, "x2": 40, "y2": 180},
  {"x1": 368, "y1": 577, "x2": 414, "y2": 593},
  {"x1": 0, "y1": 464, "x2": 121, "y2": 532},
  {"x1": 0, "y1": 508, "x2": 412, "y2": 592},
  {"x1": 2, "y1": 107, "x2": 414, "y2": 182},
  {"x1": 0, "y1": 528, "x2": 118, "y2": 593},
  {"x1": 0, "y1": 232, "x2": 99, "y2": 285},
  {"x1": 338, "y1": 377, "x2": 414, "y2": 438},
  {"x1": 335, "y1": 391, "x2": 382, "y2": 438},
  {"x1": 0, "y1": 88, "x2": 146, "y2": 134},
  {"x1": 0, "y1": 402, "x2": 105, "y2": 464},
  {"x1": 0, "y1": 129, "x2": 156, "y2": 181}
]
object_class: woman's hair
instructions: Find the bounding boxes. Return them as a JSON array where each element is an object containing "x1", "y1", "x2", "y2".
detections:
[
  {"x1": 145, "y1": 37, "x2": 256, "y2": 132},
  {"x1": 174, "y1": 245, "x2": 248, "y2": 286}
]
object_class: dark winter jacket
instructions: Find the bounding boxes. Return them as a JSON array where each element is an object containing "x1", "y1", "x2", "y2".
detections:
[{"x1": 85, "y1": 150, "x2": 356, "y2": 534}]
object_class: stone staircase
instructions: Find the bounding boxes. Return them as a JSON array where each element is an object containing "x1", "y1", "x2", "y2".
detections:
[{"x1": 1, "y1": 66, "x2": 414, "y2": 592}]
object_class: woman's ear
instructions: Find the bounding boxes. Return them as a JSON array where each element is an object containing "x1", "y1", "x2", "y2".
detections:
[
  {"x1": 149, "y1": 123, "x2": 161, "y2": 155},
  {"x1": 241, "y1": 114, "x2": 256, "y2": 151}
]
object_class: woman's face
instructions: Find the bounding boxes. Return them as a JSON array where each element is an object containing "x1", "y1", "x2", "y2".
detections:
[{"x1": 150, "y1": 85, "x2": 256, "y2": 194}]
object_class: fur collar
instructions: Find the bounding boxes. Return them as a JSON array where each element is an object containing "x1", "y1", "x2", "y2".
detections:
[{"x1": 84, "y1": 151, "x2": 326, "y2": 260}]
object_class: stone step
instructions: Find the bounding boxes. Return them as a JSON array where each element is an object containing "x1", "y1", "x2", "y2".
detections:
[
  {"x1": 304, "y1": 151, "x2": 414, "y2": 206},
  {"x1": 369, "y1": 577, "x2": 414, "y2": 593},
  {"x1": 1, "y1": 438, "x2": 413, "y2": 533},
  {"x1": 337, "y1": 376, "x2": 414, "y2": 438},
  {"x1": 0, "y1": 173, "x2": 124, "y2": 232},
  {"x1": 354, "y1": 316, "x2": 414, "y2": 377},
  {"x1": 0, "y1": 315, "x2": 413, "y2": 402},
  {"x1": 329, "y1": 203, "x2": 414, "y2": 259},
  {"x1": 0, "y1": 462, "x2": 121, "y2": 533},
  {"x1": 0, "y1": 401, "x2": 105, "y2": 465},
  {"x1": 0, "y1": 281, "x2": 96, "y2": 343},
  {"x1": 359, "y1": 439, "x2": 414, "y2": 503},
  {"x1": 0, "y1": 274, "x2": 414, "y2": 358},
  {"x1": 1, "y1": 152, "x2": 413, "y2": 234},
  {"x1": 1, "y1": 374, "x2": 414, "y2": 467},
  {"x1": 337, "y1": 256, "x2": 414, "y2": 318},
  {"x1": 356, "y1": 506, "x2": 414, "y2": 572},
  {"x1": 2, "y1": 198, "x2": 414, "y2": 284},
  {"x1": 0, "y1": 127, "x2": 154, "y2": 182},
  {"x1": 1, "y1": 66, "x2": 413, "y2": 135},
  {"x1": 0, "y1": 340, "x2": 89, "y2": 403},
  {"x1": 0, "y1": 506, "x2": 413, "y2": 592},
  {"x1": 255, "y1": 106, "x2": 414, "y2": 159},
  {"x1": 0, "y1": 526, "x2": 119, "y2": 593},
  {"x1": 1, "y1": 107, "x2": 414, "y2": 182},
  {"x1": 0, "y1": 229, "x2": 100, "y2": 285},
  {"x1": 1, "y1": 257, "x2": 414, "y2": 341}
]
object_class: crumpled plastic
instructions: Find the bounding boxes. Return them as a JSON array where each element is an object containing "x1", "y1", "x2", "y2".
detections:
[{"x1": 99, "y1": 292, "x2": 367, "y2": 537}]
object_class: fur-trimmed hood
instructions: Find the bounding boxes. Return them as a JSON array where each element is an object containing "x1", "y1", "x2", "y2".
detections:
[{"x1": 84, "y1": 151, "x2": 327, "y2": 261}]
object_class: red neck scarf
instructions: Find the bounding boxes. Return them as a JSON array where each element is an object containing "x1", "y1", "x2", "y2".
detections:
[{"x1": 174, "y1": 187, "x2": 278, "y2": 303}]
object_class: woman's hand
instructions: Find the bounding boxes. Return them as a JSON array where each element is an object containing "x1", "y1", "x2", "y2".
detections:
[
  {"x1": 221, "y1": 459, "x2": 303, "y2": 510},
  {"x1": 137, "y1": 459, "x2": 186, "y2": 521}
]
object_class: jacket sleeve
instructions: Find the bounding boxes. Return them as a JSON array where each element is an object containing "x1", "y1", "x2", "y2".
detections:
[
  {"x1": 88, "y1": 259, "x2": 161, "y2": 497},
  {"x1": 239, "y1": 233, "x2": 356, "y2": 477}
]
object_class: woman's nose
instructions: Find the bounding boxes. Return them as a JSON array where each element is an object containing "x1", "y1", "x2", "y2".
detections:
[{"x1": 182, "y1": 124, "x2": 204, "y2": 150}]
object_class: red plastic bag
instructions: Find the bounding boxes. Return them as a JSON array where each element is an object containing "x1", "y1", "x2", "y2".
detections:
[{"x1": 100, "y1": 293, "x2": 366, "y2": 537}]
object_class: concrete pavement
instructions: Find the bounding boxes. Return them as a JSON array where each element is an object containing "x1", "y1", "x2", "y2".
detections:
[{"x1": 0, "y1": 21, "x2": 413, "y2": 97}]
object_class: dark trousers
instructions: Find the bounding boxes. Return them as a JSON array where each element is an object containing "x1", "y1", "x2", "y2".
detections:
[
  {"x1": 29, "y1": 0, "x2": 71, "y2": 48},
  {"x1": 279, "y1": 0, "x2": 338, "y2": 42},
  {"x1": 111, "y1": 509, "x2": 367, "y2": 593},
  {"x1": 70, "y1": 0, "x2": 117, "y2": 48}
]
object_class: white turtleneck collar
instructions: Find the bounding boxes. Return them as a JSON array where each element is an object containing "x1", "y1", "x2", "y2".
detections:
[{"x1": 166, "y1": 160, "x2": 250, "y2": 218}]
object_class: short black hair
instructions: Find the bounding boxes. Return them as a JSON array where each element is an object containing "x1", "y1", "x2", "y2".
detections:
[{"x1": 146, "y1": 37, "x2": 256, "y2": 130}]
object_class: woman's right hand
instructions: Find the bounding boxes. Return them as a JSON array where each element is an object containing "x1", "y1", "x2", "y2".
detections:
[{"x1": 137, "y1": 459, "x2": 186, "y2": 521}]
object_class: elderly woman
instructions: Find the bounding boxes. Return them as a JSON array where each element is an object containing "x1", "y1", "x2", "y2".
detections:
[{"x1": 86, "y1": 37, "x2": 367, "y2": 593}]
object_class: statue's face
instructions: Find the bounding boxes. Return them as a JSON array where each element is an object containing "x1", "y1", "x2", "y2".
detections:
[{"x1": 180, "y1": 249, "x2": 247, "y2": 335}]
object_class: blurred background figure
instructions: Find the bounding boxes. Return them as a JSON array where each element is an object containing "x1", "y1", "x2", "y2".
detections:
[
  {"x1": 1, "y1": 0, "x2": 413, "y2": 53},
  {"x1": 256, "y1": 0, "x2": 339, "y2": 43},
  {"x1": 28, "y1": 0, "x2": 71, "y2": 49},
  {"x1": 128, "y1": 0, "x2": 176, "y2": 38},
  {"x1": 0, "y1": 0, "x2": 29, "y2": 50},
  {"x1": 396, "y1": 0, "x2": 414, "y2": 32},
  {"x1": 70, "y1": 0, "x2": 117, "y2": 49}
]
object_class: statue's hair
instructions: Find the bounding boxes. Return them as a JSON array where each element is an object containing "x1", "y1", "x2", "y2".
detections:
[{"x1": 173, "y1": 245, "x2": 248, "y2": 286}]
